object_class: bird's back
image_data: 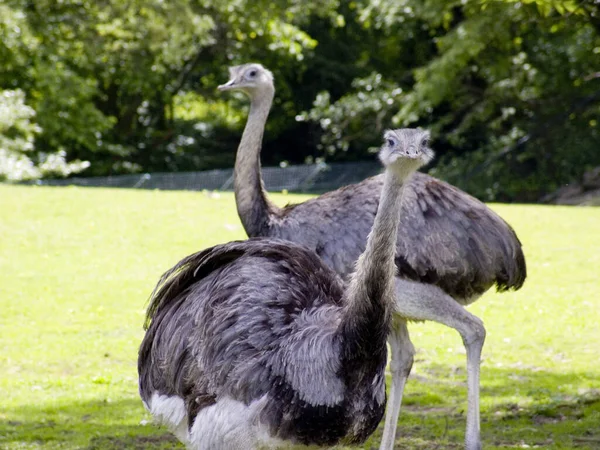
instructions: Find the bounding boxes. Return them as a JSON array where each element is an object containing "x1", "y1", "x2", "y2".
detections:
[
  {"x1": 138, "y1": 238, "x2": 384, "y2": 447},
  {"x1": 270, "y1": 173, "x2": 526, "y2": 301}
]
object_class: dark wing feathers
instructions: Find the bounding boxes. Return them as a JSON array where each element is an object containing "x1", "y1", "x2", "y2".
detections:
[
  {"x1": 276, "y1": 173, "x2": 525, "y2": 300},
  {"x1": 143, "y1": 244, "x2": 245, "y2": 330},
  {"x1": 395, "y1": 173, "x2": 526, "y2": 299},
  {"x1": 139, "y1": 238, "x2": 347, "y2": 423},
  {"x1": 139, "y1": 238, "x2": 286, "y2": 402},
  {"x1": 143, "y1": 238, "x2": 330, "y2": 329},
  {"x1": 276, "y1": 181, "x2": 381, "y2": 279}
]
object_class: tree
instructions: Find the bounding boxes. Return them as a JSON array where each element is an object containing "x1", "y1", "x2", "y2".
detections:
[
  {"x1": 305, "y1": 0, "x2": 600, "y2": 200},
  {"x1": 0, "y1": 0, "x2": 342, "y2": 176},
  {"x1": 1, "y1": 0, "x2": 598, "y2": 202},
  {"x1": 0, "y1": 89, "x2": 89, "y2": 181}
]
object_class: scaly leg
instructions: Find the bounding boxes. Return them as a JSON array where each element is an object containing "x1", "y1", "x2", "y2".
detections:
[
  {"x1": 393, "y1": 279, "x2": 486, "y2": 450},
  {"x1": 463, "y1": 327, "x2": 483, "y2": 450},
  {"x1": 379, "y1": 317, "x2": 415, "y2": 450}
]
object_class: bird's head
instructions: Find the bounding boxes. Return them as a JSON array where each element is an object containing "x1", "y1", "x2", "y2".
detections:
[
  {"x1": 218, "y1": 63, "x2": 274, "y2": 98},
  {"x1": 378, "y1": 128, "x2": 434, "y2": 172}
]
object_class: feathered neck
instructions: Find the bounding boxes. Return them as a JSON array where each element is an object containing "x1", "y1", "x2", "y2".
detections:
[
  {"x1": 233, "y1": 87, "x2": 281, "y2": 237},
  {"x1": 341, "y1": 167, "x2": 415, "y2": 361}
]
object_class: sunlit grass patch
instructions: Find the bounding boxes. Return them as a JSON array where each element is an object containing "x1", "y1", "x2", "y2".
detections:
[{"x1": 1, "y1": 185, "x2": 598, "y2": 449}]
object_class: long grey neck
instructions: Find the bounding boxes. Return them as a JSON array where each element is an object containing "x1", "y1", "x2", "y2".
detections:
[
  {"x1": 340, "y1": 167, "x2": 413, "y2": 361},
  {"x1": 234, "y1": 87, "x2": 280, "y2": 237}
]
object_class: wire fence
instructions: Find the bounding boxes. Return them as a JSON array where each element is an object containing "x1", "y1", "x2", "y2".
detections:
[{"x1": 31, "y1": 161, "x2": 383, "y2": 193}]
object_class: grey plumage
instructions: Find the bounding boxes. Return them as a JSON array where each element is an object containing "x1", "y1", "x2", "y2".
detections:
[
  {"x1": 222, "y1": 64, "x2": 525, "y2": 297},
  {"x1": 220, "y1": 63, "x2": 526, "y2": 450},
  {"x1": 273, "y1": 172, "x2": 525, "y2": 300},
  {"x1": 138, "y1": 131, "x2": 432, "y2": 448},
  {"x1": 139, "y1": 240, "x2": 361, "y2": 444}
]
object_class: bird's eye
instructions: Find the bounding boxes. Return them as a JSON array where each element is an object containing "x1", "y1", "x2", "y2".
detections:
[
  {"x1": 386, "y1": 138, "x2": 396, "y2": 147},
  {"x1": 248, "y1": 70, "x2": 257, "y2": 78}
]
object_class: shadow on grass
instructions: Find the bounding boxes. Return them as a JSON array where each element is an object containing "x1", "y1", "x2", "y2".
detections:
[
  {"x1": 386, "y1": 366, "x2": 600, "y2": 449},
  {"x1": 0, "y1": 398, "x2": 182, "y2": 449},
  {"x1": 86, "y1": 434, "x2": 181, "y2": 450},
  {"x1": 1, "y1": 368, "x2": 599, "y2": 449}
]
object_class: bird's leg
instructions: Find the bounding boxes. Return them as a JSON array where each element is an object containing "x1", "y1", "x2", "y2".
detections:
[
  {"x1": 463, "y1": 324, "x2": 484, "y2": 450},
  {"x1": 393, "y1": 279, "x2": 486, "y2": 450},
  {"x1": 380, "y1": 317, "x2": 414, "y2": 450}
]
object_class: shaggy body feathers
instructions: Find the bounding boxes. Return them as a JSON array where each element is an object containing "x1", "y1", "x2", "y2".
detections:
[
  {"x1": 269, "y1": 172, "x2": 525, "y2": 302},
  {"x1": 138, "y1": 239, "x2": 387, "y2": 448}
]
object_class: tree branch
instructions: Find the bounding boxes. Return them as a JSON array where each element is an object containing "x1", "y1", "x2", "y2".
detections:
[{"x1": 463, "y1": 89, "x2": 600, "y2": 181}]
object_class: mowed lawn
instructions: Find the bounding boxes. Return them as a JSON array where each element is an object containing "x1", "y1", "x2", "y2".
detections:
[{"x1": 0, "y1": 184, "x2": 599, "y2": 450}]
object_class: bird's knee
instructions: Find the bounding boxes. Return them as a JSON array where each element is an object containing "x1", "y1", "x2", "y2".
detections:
[
  {"x1": 389, "y1": 345, "x2": 415, "y2": 376},
  {"x1": 460, "y1": 317, "x2": 486, "y2": 349}
]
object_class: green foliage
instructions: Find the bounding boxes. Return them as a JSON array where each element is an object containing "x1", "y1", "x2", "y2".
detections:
[
  {"x1": 300, "y1": 72, "x2": 404, "y2": 157},
  {"x1": 0, "y1": 89, "x2": 39, "y2": 181},
  {"x1": 0, "y1": 0, "x2": 326, "y2": 177},
  {"x1": 0, "y1": 0, "x2": 598, "y2": 200},
  {"x1": 0, "y1": 89, "x2": 89, "y2": 181},
  {"x1": 1, "y1": 185, "x2": 600, "y2": 448},
  {"x1": 305, "y1": 0, "x2": 600, "y2": 200}
]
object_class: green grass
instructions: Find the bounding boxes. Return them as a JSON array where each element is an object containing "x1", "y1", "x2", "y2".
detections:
[{"x1": 1, "y1": 184, "x2": 599, "y2": 449}]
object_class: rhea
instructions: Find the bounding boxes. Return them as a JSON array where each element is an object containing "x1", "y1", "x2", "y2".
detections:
[
  {"x1": 138, "y1": 129, "x2": 433, "y2": 449},
  {"x1": 219, "y1": 63, "x2": 526, "y2": 450}
]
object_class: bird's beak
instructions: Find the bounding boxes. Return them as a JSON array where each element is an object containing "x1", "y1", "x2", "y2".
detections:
[{"x1": 218, "y1": 79, "x2": 236, "y2": 91}]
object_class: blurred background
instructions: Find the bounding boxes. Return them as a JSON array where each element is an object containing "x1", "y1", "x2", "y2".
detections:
[
  {"x1": 1, "y1": 0, "x2": 599, "y2": 202},
  {"x1": 2, "y1": 2, "x2": 600, "y2": 449}
]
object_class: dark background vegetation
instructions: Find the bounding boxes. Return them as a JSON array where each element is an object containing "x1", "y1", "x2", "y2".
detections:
[{"x1": 1, "y1": 0, "x2": 599, "y2": 201}]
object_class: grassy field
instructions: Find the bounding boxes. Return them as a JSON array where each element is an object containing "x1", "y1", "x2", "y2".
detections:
[{"x1": 0, "y1": 184, "x2": 599, "y2": 449}]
